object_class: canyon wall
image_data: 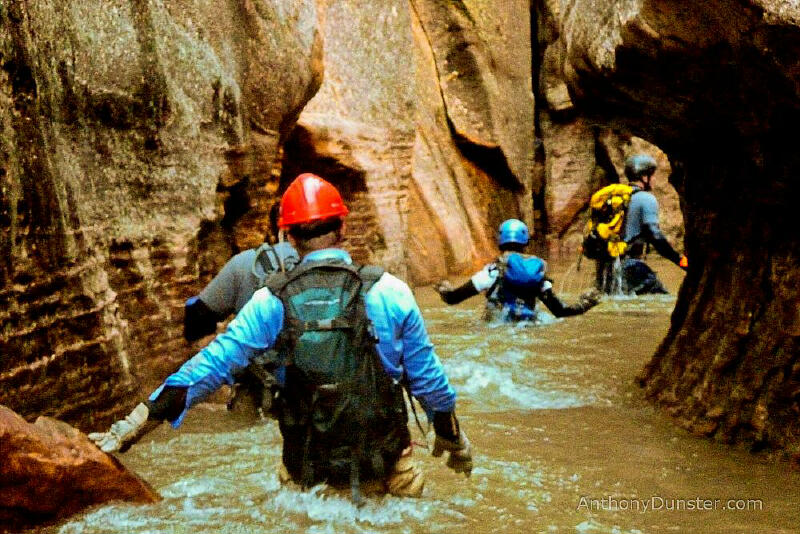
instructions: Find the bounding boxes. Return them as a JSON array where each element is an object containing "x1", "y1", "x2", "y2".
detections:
[
  {"x1": 285, "y1": 0, "x2": 536, "y2": 284},
  {"x1": 0, "y1": 0, "x2": 322, "y2": 427},
  {"x1": 1, "y1": 0, "x2": 687, "y2": 437},
  {"x1": 534, "y1": 0, "x2": 682, "y2": 258},
  {"x1": 547, "y1": 0, "x2": 800, "y2": 456}
]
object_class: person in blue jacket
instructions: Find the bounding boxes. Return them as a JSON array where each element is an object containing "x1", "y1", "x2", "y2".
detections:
[
  {"x1": 90, "y1": 173, "x2": 471, "y2": 499},
  {"x1": 436, "y1": 219, "x2": 600, "y2": 322}
]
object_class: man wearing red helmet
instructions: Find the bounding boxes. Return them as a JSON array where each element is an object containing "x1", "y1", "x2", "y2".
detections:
[{"x1": 90, "y1": 173, "x2": 470, "y2": 501}]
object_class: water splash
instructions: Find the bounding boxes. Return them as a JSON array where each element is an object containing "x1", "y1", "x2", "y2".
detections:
[{"x1": 446, "y1": 359, "x2": 594, "y2": 411}]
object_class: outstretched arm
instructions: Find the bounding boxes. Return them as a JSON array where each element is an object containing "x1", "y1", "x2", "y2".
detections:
[
  {"x1": 641, "y1": 222, "x2": 683, "y2": 267},
  {"x1": 539, "y1": 282, "x2": 600, "y2": 318},
  {"x1": 398, "y1": 299, "x2": 471, "y2": 476},
  {"x1": 436, "y1": 263, "x2": 497, "y2": 305},
  {"x1": 435, "y1": 279, "x2": 480, "y2": 305},
  {"x1": 90, "y1": 289, "x2": 284, "y2": 452}
]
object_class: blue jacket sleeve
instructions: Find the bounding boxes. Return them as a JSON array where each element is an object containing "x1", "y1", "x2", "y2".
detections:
[
  {"x1": 400, "y1": 300, "x2": 457, "y2": 415},
  {"x1": 367, "y1": 274, "x2": 456, "y2": 416},
  {"x1": 150, "y1": 287, "x2": 284, "y2": 426}
]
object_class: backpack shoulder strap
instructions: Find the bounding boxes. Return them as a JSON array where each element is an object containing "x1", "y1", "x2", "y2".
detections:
[
  {"x1": 253, "y1": 243, "x2": 281, "y2": 277},
  {"x1": 485, "y1": 256, "x2": 505, "y2": 299},
  {"x1": 263, "y1": 270, "x2": 291, "y2": 294},
  {"x1": 356, "y1": 264, "x2": 385, "y2": 294},
  {"x1": 496, "y1": 254, "x2": 510, "y2": 275}
]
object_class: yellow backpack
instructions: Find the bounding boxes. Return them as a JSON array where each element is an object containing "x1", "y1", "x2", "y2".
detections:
[{"x1": 582, "y1": 184, "x2": 640, "y2": 260}]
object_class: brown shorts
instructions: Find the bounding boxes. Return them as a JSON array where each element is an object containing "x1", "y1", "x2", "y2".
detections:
[{"x1": 278, "y1": 446, "x2": 424, "y2": 498}]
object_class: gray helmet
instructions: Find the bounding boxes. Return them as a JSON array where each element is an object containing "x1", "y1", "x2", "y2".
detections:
[{"x1": 624, "y1": 154, "x2": 657, "y2": 181}]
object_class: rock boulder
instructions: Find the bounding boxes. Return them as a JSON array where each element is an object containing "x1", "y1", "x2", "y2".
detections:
[{"x1": 0, "y1": 405, "x2": 159, "y2": 532}]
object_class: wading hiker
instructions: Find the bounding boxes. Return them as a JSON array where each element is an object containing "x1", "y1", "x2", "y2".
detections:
[
  {"x1": 183, "y1": 204, "x2": 299, "y2": 341},
  {"x1": 435, "y1": 219, "x2": 601, "y2": 322},
  {"x1": 582, "y1": 154, "x2": 687, "y2": 295},
  {"x1": 90, "y1": 173, "x2": 472, "y2": 501},
  {"x1": 183, "y1": 202, "x2": 299, "y2": 416}
]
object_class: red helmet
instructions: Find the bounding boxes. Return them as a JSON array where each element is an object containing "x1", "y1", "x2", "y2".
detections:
[{"x1": 278, "y1": 173, "x2": 349, "y2": 229}]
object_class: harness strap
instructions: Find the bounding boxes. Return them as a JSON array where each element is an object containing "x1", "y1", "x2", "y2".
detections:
[
  {"x1": 350, "y1": 447, "x2": 363, "y2": 506},
  {"x1": 403, "y1": 385, "x2": 430, "y2": 450}
]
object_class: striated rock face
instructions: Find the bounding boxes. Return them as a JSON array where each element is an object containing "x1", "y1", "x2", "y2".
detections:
[
  {"x1": 0, "y1": 0, "x2": 322, "y2": 426},
  {"x1": 548, "y1": 0, "x2": 800, "y2": 454},
  {"x1": 291, "y1": 0, "x2": 535, "y2": 284},
  {"x1": 1, "y1": 0, "x2": 689, "y2": 452},
  {"x1": 0, "y1": 405, "x2": 159, "y2": 531}
]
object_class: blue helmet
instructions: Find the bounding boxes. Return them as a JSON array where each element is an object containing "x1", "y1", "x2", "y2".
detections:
[{"x1": 497, "y1": 219, "x2": 529, "y2": 246}]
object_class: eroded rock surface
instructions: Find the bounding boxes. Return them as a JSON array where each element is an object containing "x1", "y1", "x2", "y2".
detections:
[
  {"x1": 533, "y1": 1, "x2": 682, "y2": 258},
  {"x1": 547, "y1": 0, "x2": 800, "y2": 454},
  {"x1": 292, "y1": 0, "x2": 535, "y2": 284},
  {"x1": 0, "y1": 0, "x2": 696, "y2": 457},
  {"x1": 0, "y1": 0, "x2": 322, "y2": 426},
  {"x1": 0, "y1": 405, "x2": 159, "y2": 532}
]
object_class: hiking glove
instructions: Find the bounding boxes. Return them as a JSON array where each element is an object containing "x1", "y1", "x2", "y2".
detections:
[
  {"x1": 88, "y1": 402, "x2": 160, "y2": 453},
  {"x1": 432, "y1": 430, "x2": 473, "y2": 477},
  {"x1": 432, "y1": 411, "x2": 472, "y2": 476},
  {"x1": 434, "y1": 280, "x2": 453, "y2": 295},
  {"x1": 578, "y1": 288, "x2": 601, "y2": 310}
]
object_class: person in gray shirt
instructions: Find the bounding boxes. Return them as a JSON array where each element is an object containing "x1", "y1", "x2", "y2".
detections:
[
  {"x1": 184, "y1": 240, "x2": 299, "y2": 340},
  {"x1": 183, "y1": 203, "x2": 299, "y2": 417},
  {"x1": 596, "y1": 154, "x2": 687, "y2": 294}
]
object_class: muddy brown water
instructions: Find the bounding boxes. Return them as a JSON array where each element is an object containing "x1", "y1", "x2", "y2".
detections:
[{"x1": 40, "y1": 258, "x2": 800, "y2": 534}]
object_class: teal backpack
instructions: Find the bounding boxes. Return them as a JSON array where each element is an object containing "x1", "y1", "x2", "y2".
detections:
[{"x1": 265, "y1": 260, "x2": 409, "y2": 503}]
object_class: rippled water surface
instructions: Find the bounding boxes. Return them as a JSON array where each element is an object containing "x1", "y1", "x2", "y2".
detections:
[{"x1": 45, "y1": 259, "x2": 800, "y2": 534}]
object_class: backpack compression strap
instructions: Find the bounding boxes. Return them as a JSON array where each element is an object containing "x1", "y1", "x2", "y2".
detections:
[
  {"x1": 254, "y1": 244, "x2": 280, "y2": 274},
  {"x1": 263, "y1": 262, "x2": 385, "y2": 364}
]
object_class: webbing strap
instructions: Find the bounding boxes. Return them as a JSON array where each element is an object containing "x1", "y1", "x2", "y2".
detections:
[
  {"x1": 350, "y1": 448, "x2": 363, "y2": 506},
  {"x1": 404, "y1": 385, "x2": 430, "y2": 450},
  {"x1": 357, "y1": 264, "x2": 385, "y2": 292},
  {"x1": 288, "y1": 317, "x2": 355, "y2": 332}
]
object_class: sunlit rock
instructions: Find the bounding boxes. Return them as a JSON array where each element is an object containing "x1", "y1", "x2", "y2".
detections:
[{"x1": 293, "y1": 0, "x2": 535, "y2": 284}]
